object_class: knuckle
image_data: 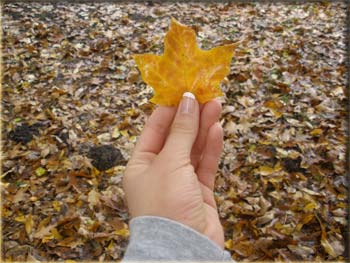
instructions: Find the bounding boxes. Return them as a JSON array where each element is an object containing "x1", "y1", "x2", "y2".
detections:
[
  {"x1": 172, "y1": 117, "x2": 194, "y2": 134},
  {"x1": 145, "y1": 118, "x2": 168, "y2": 135}
]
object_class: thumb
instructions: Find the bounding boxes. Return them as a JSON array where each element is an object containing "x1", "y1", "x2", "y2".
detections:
[{"x1": 162, "y1": 92, "x2": 199, "y2": 156}]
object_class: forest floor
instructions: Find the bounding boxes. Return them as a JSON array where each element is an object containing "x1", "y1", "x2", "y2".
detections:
[{"x1": 2, "y1": 1, "x2": 348, "y2": 261}]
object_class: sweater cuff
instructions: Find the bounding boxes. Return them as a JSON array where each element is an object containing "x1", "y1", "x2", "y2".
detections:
[{"x1": 123, "y1": 216, "x2": 232, "y2": 261}]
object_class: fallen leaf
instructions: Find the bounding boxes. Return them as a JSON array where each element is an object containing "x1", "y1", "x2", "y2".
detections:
[
  {"x1": 225, "y1": 239, "x2": 233, "y2": 250},
  {"x1": 115, "y1": 228, "x2": 129, "y2": 237},
  {"x1": 257, "y1": 164, "x2": 282, "y2": 176},
  {"x1": 310, "y1": 128, "x2": 323, "y2": 136},
  {"x1": 25, "y1": 214, "x2": 34, "y2": 235},
  {"x1": 87, "y1": 189, "x2": 101, "y2": 210},
  {"x1": 52, "y1": 200, "x2": 61, "y2": 212},
  {"x1": 35, "y1": 167, "x2": 46, "y2": 177}
]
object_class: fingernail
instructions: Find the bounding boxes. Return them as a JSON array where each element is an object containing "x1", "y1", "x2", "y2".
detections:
[{"x1": 180, "y1": 92, "x2": 195, "y2": 114}]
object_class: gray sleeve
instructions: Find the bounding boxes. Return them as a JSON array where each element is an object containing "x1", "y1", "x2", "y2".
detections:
[{"x1": 122, "y1": 216, "x2": 233, "y2": 261}]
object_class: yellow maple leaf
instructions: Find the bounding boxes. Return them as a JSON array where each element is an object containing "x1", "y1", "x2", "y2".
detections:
[{"x1": 134, "y1": 18, "x2": 238, "y2": 105}]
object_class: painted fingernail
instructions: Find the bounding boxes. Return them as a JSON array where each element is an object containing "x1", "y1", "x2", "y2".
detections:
[{"x1": 180, "y1": 92, "x2": 196, "y2": 114}]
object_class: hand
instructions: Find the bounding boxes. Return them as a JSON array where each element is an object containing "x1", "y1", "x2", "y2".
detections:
[{"x1": 123, "y1": 92, "x2": 224, "y2": 248}]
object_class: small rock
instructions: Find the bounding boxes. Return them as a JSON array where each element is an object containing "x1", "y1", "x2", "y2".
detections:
[
  {"x1": 282, "y1": 157, "x2": 303, "y2": 173},
  {"x1": 9, "y1": 123, "x2": 39, "y2": 144},
  {"x1": 88, "y1": 145, "x2": 124, "y2": 171}
]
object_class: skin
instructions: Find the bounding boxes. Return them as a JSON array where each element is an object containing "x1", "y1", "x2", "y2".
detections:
[{"x1": 123, "y1": 94, "x2": 224, "y2": 248}]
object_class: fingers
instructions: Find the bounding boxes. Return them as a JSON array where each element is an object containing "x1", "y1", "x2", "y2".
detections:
[
  {"x1": 133, "y1": 106, "x2": 177, "y2": 157},
  {"x1": 162, "y1": 92, "x2": 200, "y2": 157},
  {"x1": 196, "y1": 122, "x2": 223, "y2": 190},
  {"x1": 191, "y1": 99, "x2": 222, "y2": 169}
]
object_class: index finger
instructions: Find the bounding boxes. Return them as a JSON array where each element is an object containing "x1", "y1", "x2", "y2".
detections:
[{"x1": 133, "y1": 106, "x2": 177, "y2": 157}]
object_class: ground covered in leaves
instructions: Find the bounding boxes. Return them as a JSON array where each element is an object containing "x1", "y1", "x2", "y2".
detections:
[{"x1": 2, "y1": 1, "x2": 348, "y2": 261}]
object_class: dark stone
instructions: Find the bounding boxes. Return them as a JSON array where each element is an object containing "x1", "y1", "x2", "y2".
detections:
[
  {"x1": 282, "y1": 157, "x2": 303, "y2": 173},
  {"x1": 88, "y1": 145, "x2": 124, "y2": 171},
  {"x1": 8, "y1": 123, "x2": 39, "y2": 144}
]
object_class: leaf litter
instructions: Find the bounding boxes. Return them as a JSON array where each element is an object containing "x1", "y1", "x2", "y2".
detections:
[{"x1": 2, "y1": 1, "x2": 347, "y2": 261}]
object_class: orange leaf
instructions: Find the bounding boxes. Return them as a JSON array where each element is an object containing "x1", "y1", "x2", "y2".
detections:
[{"x1": 134, "y1": 18, "x2": 239, "y2": 105}]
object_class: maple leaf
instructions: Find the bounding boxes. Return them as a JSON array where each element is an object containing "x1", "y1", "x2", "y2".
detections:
[{"x1": 134, "y1": 18, "x2": 239, "y2": 105}]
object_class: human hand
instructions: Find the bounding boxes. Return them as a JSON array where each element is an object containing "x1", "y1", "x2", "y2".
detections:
[{"x1": 123, "y1": 92, "x2": 224, "y2": 248}]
